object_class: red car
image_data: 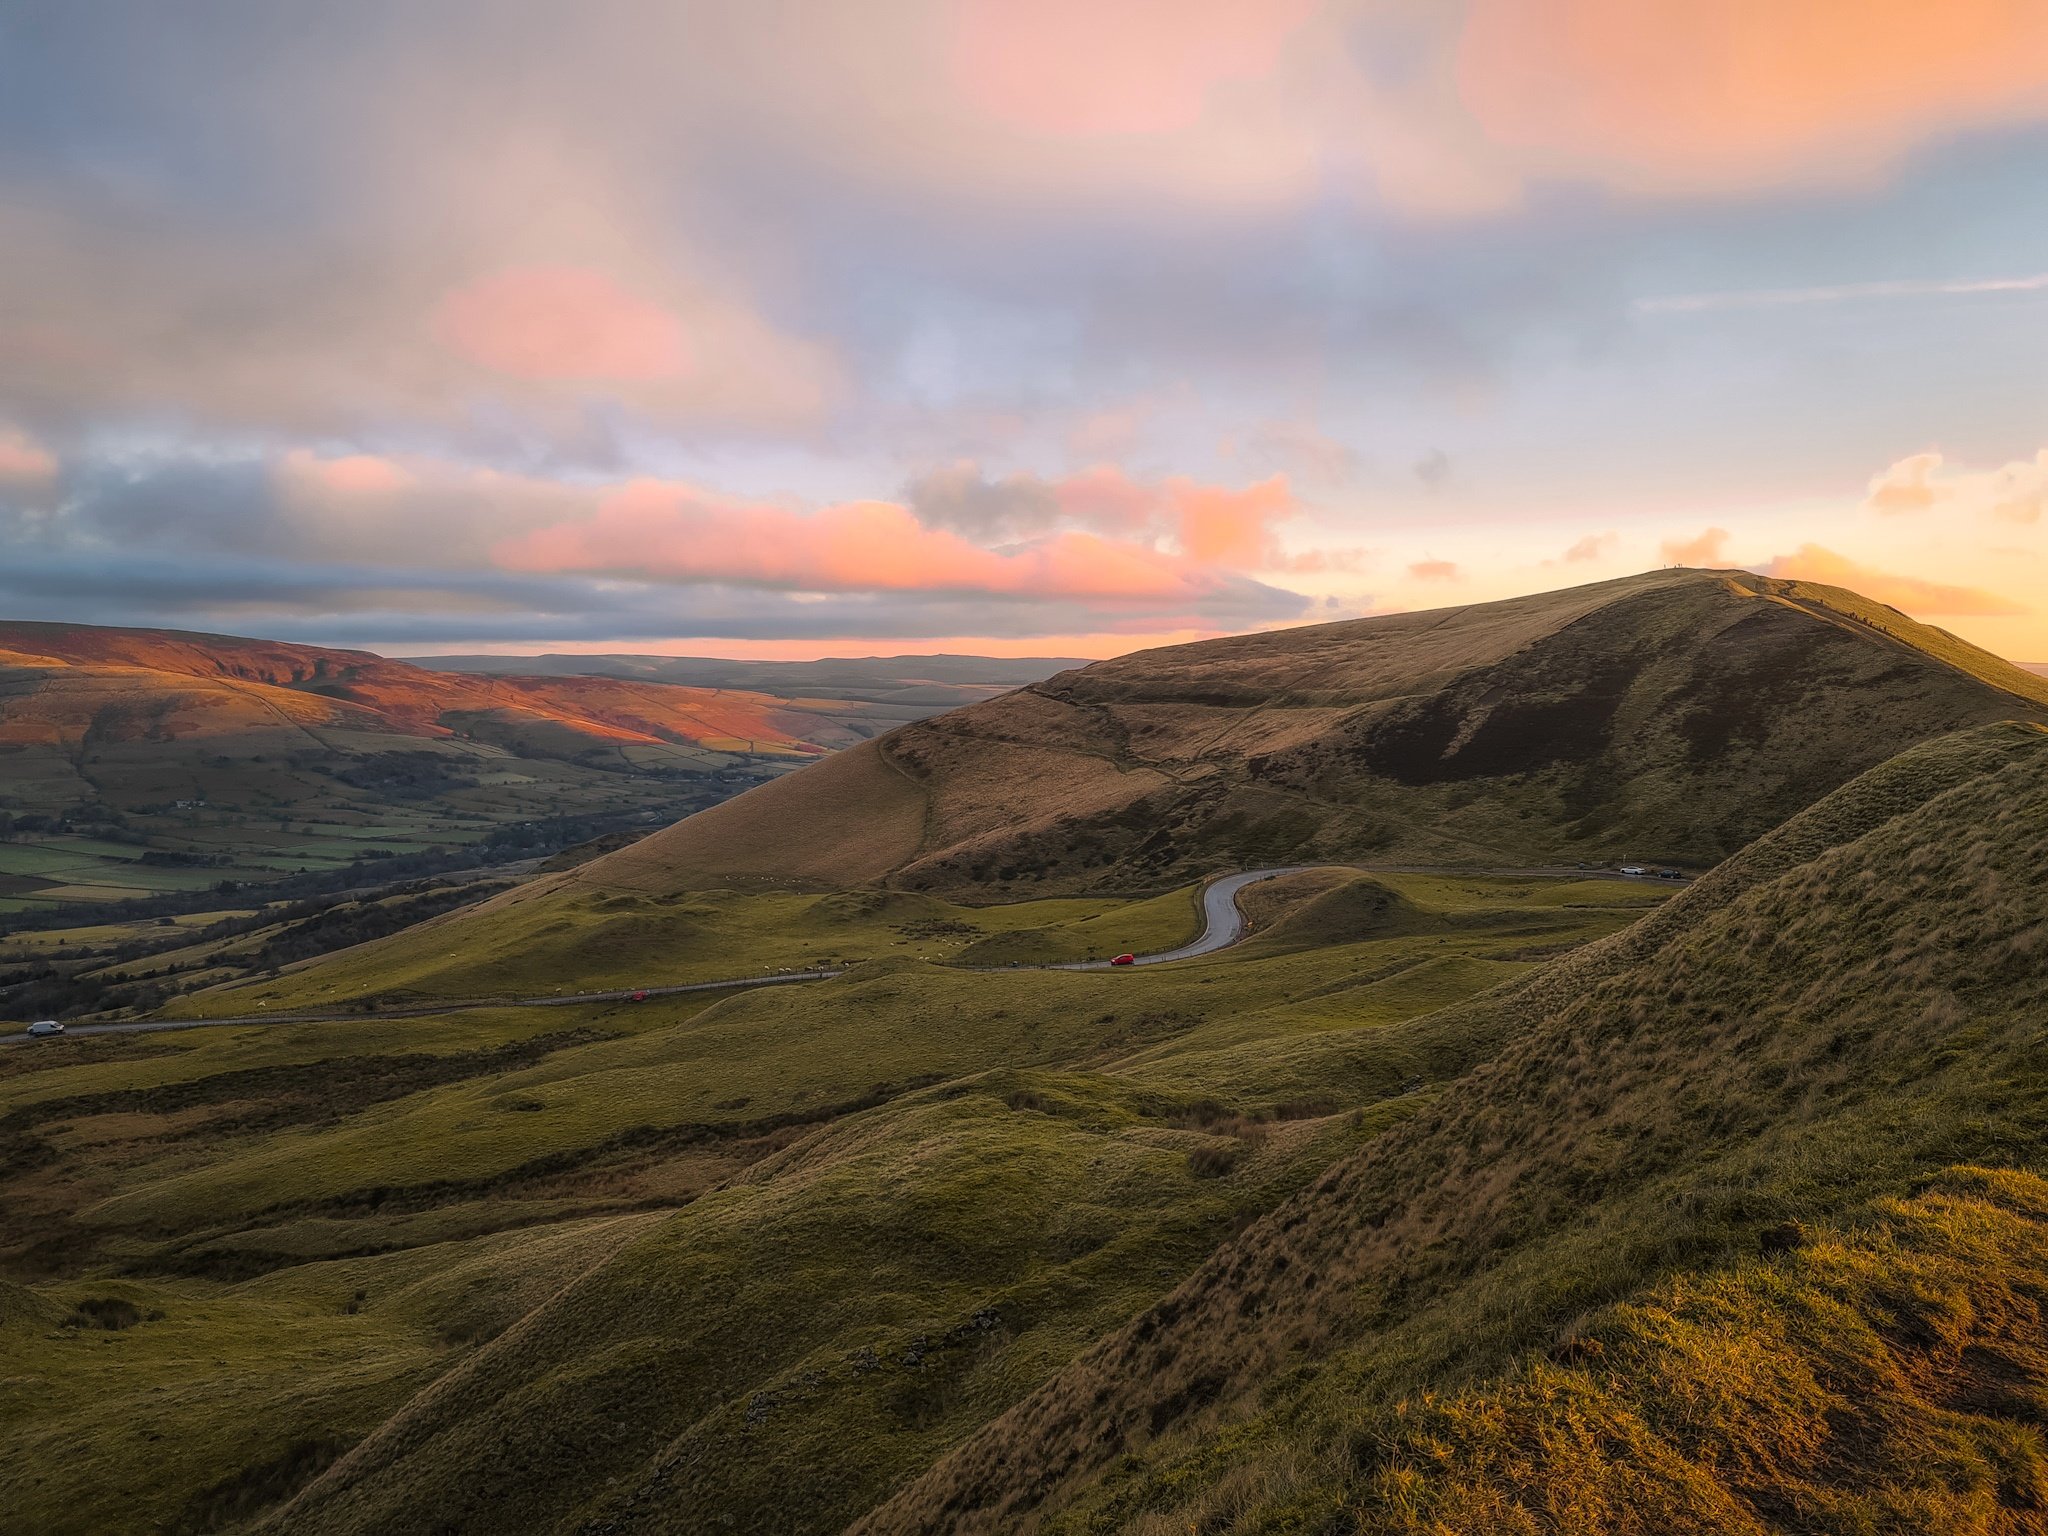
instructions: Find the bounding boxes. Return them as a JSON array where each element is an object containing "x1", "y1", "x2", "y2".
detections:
[
  {"x1": 1109, "y1": 954, "x2": 1136, "y2": 967},
  {"x1": 630, "y1": 990, "x2": 649, "y2": 1002}
]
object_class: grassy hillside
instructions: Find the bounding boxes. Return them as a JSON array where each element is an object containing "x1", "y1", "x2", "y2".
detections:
[
  {"x1": 162, "y1": 566, "x2": 2045, "y2": 1049},
  {"x1": 158, "y1": 882, "x2": 1209, "y2": 1017},
  {"x1": 596, "y1": 569, "x2": 2048, "y2": 900},
  {"x1": 0, "y1": 871, "x2": 1662, "y2": 1534},
  {"x1": 855, "y1": 720, "x2": 2048, "y2": 1534},
  {"x1": 8, "y1": 574, "x2": 2046, "y2": 1535}
]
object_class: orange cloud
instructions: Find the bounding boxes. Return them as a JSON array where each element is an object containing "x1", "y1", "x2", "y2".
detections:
[
  {"x1": 0, "y1": 424, "x2": 56, "y2": 487},
  {"x1": 493, "y1": 479, "x2": 1248, "y2": 603},
  {"x1": 434, "y1": 266, "x2": 691, "y2": 384},
  {"x1": 1051, "y1": 465, "x2": 1162, "y2": 537},
  {"x1": 1170, "y1": 473, "x2": 1295, "y2": 566},
  {"x1": 1863, "y1": 448, "x2": 2048, "y2": 523},
  {"x1": 1986, "y1": 452, "x2": 2048, "y2": 524},
  {"x1": 1764, "y1": 544, "x2": 2024, "y2": 616},
  {"x1": 1408, "y1": 559, "x2": 1460, "y2": 581},
  {"x1": 1661, "y1": 527, "x2": 1731, "y2": 566},
  {"x1": 1562, "y1": 532, "x2": 1617, "y2": 563},
  {"x1": 1035, "y1": 466, "x2": 1298, "y2": 565},
  {"x1": 1458, "y1": 0, "x2": 2048, "y2": 194},
  {"x1": 1865, "y1": 451, "x2": 1944, "y2": 514},
  {"x1": 284, "y1": 450, "x2": 413, "y2": 497},
  {"x1": 948, "y1": 0, "x2": 1318, "y2": 139}
]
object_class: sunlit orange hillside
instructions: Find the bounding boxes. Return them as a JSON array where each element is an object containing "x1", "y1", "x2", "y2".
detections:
[{"x1": 0, "y1": 620, "x2": 857, "y2": 760}]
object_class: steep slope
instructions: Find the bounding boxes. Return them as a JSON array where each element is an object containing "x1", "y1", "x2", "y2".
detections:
[
  {"x1": 856, "y1": 720, "x2": 2048, "y2": 1534},
  {"x1": 584, "y1": 569, "x2": 2048, "y2": 897}
]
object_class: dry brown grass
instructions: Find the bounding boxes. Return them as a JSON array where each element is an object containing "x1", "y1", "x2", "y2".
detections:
[{"x1": 585, "y1": 738, "x2": 929, "y2": 891}]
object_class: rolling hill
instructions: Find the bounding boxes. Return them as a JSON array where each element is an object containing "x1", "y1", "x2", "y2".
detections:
[
  {"x1": 856, "y1": 716, "x2": 2048, "y2": 1535},
  {"x1": 0, "y1": 620, "x2": 893, "y2": 771},
  {"x1": 25, "y1": 718, "x2": 2028, "y2": 1535},
  {"x1": 8, "y1": 571, "x2": 2048, "y2": 1535},
  {"x1": 559, "y1": 568, "x2": 2048, "y2": 899},
  {"x1": 0, "y1": 623, "x2": 1058, "y2": 913},
  {"x1": 193, "y1": 567, "x2": 2048, "y2": 1014}
]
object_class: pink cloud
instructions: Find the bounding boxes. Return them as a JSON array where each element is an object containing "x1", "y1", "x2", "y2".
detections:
[
  {"x1": 1865, "y1": 451, "x2": 1944, "y2": 514},
  {"x1": 0, "y1": 424, "x2": 56, "y2": 487},
  {"x1": 1408, "y1": 559, "x2": 1460, "y2": 581},
  {"x1": 493, "y1": 479, "x2": 1245, "y2": 603},
  {"x1": 1862, "y1": 447, "x2": 2048, "y2": 523},
  {"x1": 434, "y1": 266, "x2": 691, "y2": 384},
  {"x1": 1053, "y1": 465, "x2": 1164, "y2": 537},
  {"x1": 948, "y1": 0, "x2": 1318, "y2": 139},
  {"x1": 1170, "y1": 473, "x2": 1294, "y2": 566},
  {"x1": 284, "y1": 450, "x2": 413, "y2": 497},
  {"x1": 1764, "y1": 544, "x2": 2023, "y2": 616}
]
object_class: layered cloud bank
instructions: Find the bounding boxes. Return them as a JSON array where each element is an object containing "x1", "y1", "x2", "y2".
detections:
[
  {"x1": 0, "y1": 2, "x2": 2044, "y2": 655},
  {"x1": 0, "y1": 442, "x2": 1316, "y2": 648}
]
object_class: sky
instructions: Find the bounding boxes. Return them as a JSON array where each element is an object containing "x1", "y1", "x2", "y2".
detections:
[{"x1": 0, "y1": 0, "x2": 2045, "y2": 662}]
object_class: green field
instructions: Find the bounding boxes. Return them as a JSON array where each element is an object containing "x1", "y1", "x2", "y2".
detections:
[{"x1": 0, "y1": 869, "x2": 1662, "y2": 1534}]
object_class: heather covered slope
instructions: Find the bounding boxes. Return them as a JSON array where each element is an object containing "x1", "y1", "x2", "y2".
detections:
[
  {"x1": 599, "y1": 569, "x2": 2048, "y2": 898},
  {"x1": 857, "y1": 720, "x2": 2048, "y2": 1535}
]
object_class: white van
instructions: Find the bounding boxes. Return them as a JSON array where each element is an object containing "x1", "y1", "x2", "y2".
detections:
[{"x1": 25, "y1": 1020, "x2": 64, "y2": 1038}]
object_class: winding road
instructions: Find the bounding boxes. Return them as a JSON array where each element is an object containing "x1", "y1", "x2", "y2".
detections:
[
  {"x1": 1055, "y1": 865, "x2": 1311, "y2": 969},
  {"x1": 6, "y1": 866, "x2": 1315, "y2": 1044}
]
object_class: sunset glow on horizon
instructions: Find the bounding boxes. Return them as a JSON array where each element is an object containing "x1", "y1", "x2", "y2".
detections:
[{"x1": 2, "y1": 1, "x2": 2045, "y2": 662}]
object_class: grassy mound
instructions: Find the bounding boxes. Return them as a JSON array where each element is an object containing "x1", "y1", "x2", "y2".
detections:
[{"x1": 1237, "y1": 873, "x2": 1425, "y2": 954}]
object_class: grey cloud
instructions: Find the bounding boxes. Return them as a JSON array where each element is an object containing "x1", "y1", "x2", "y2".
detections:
[
  {"x1": 0, "y1": 546, "x2": 1309, "y2": 648},
  {"x1": 902, "y1": 463, "x2": 1060, "y2": 541}
]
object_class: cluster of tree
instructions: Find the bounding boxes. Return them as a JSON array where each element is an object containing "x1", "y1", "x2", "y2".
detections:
[
  {"x1": 0, "y1": 797, "x2": 745, "y2": 1019},
  {"x1": 0, "y1": 876, "x2": 517, "y2": 1021},
  {"x1": 323, "y1": 751, "x2": 484, "y2": 801},
  {"x1": 0, "y1": 803, "x2": 686, "y2": 941},
  {"x1": 0, "y1": 805, "x2": 153, "y2": 844}
]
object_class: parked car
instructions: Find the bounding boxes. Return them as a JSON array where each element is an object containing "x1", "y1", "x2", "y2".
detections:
[
  {"x1": 25, "y1": 1019, "x2": 64, "y2": 1038},
  {"x1": 1110, "y1": 953, "x2": 1137, "y2": 967},
  {"x1": 630, "y1": 990, "x2": 649, "y2": 1002}
]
